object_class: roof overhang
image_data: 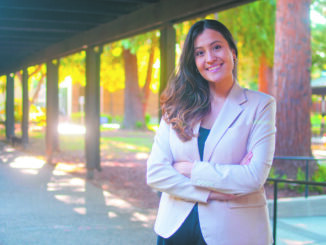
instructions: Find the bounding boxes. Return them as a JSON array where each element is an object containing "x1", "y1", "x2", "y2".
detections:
[{"x1": 0, "y1": 0, "x2": 254, "y2": 75}]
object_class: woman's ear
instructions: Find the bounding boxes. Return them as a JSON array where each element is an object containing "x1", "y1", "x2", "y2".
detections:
[{"x1": 232, "y1": 49, "x2": 237, "y2": 62}]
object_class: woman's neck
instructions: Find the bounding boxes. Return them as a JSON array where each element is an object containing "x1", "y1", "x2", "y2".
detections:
[{"x1": 209, "y1": 80, "x2": 234, "y2": 102}]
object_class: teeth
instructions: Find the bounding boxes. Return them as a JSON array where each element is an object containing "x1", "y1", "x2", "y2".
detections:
[{"x1": 207, "y1": 64, "x2": 221, "y2": 71}]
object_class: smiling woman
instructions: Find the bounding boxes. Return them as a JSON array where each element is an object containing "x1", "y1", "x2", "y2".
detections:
[{"x1": 147, "y1": 19, "x2": 276, "y2": 245}]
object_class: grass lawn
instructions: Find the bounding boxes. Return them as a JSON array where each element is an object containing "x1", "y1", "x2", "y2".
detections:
[{"x1": 24, "y1": 129, "x2": 155, "y2": 159}]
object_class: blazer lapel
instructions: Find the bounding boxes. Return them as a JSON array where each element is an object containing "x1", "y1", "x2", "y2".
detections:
[
  {"x1": 203, "y1": 83, "x2": 247, "y2": 161},
  {"x1": 192, "y1": 121, "x2": 201, "y2": 161}
]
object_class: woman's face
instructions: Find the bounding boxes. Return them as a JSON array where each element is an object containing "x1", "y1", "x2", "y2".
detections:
[{"x1": 194, "y1": 28, "x2": 236, "y2": 85}]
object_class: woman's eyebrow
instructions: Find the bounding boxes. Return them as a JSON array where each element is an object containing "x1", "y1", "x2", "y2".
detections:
[{"x1": 194, "y1": 40, "x2": 222, "y2": 50}]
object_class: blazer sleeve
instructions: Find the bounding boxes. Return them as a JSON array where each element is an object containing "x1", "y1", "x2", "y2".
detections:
[
  {"x1": 191, "y1": 97, "x2": 276, "y2": 195},
  {"x1": 147, "y1": 119, "x2": 210, "y2": 203}
]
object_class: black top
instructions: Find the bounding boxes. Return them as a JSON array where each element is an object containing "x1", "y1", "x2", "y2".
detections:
[
  {"x1": 157, "y1": 127, "x2": 211, "y2": 243},
  {"x1": 198, "y1": 127, "x2": 210, "y2": 161}
]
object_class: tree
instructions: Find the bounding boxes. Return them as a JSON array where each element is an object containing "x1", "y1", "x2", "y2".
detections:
[
  {"x1": 120, "y1": 32, "x2": 159, "y2": 129},
  {"x1": 122, "y1": 48, "x2": 144, "y2": 129},
  {"x1": 311, "y1": 0, "x2": 326, "y2": 76},
  {"x1": 218, "y1": 0, "x2": 276, "y2": 93},
  {"x1": 28, "y1": 64, "x2": 46, "y2": 105},
  {"x1": 272, "y1": 0, "x2": 313, "y2": 178}
]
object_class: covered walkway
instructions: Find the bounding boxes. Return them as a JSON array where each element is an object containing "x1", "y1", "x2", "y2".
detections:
[
  {"x1": 0, "y1": 0, "x2": 253, "y2": 178},
  {"x1": 0, "y1": 142, "x2": 156, "y2": 245}
]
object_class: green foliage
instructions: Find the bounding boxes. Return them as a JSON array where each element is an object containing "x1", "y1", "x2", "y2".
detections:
[
  {"x1": 145, "y1": 113, "x2": 151, "y2": 126},
  {"x1": 70, "y1": 112, "x2": 85, "y2": 124},
  {"x1": 59, "y1": 51, "x2": 86, "y2": 87},
  {"x1": 311, "y1": 112, "x2": 323, "y2": 135},
  {"x1": 311, "y1": 0, "x2": 326, "y2": 74},
  {"x1": 29, "y1": 104, "x2": 46, "y2": 126},
  {"x1": 101, "y1": 42, "x2": 125, "y2": 92},
  {"x1": 100, "y1": 135, "x2": 153, "y2": 153},
  {"x1": 311, "y1": 164, "x2": 326, "y2": 193},
  {"x1": 268, "y1": 167, "x2": 288, "y2": 189},
  {"x1": 0, "y1": 75, "x2": 6, "y2": 122},
  {"x1": 296, "y1": 167, "x2": 306, "y2": 193},
  {"x1": 202, "y1": 0, "x2": 276, "y2": 88},
  {"x1": 120, "y1": 31, "x2": 159, "y2": 55},
  {"x1": 113, "y1": 115, "x2": 123, "y2": 124},
  {"x1": 100, "y1": 114, "x2": 113, "y2": 123},
  {"x1": 269, "y1": 164, "x2": 326, "y2": 194},
  {"x1": 218, "y1": 0, "x2": 276, "y2": 66},
  {"x1": 268, "y1": 166, "x2": 278, "y2": 178},
  {"x1": 278, "y1": 174, "x2": 288, "y2": 189},
  {"x1": 101, "y1": 30, "x2": 160, "y2": 94},
  {"x1": 59, "y1": 135, "x2": 85, "y2": 151},
  {"x1": 135, "y1": 121, "x2": 145, "y2": 129}
]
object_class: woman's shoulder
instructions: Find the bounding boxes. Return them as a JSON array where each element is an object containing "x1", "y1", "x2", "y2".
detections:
[{"x1": 243, "y1": 87, "x2": 275, "y2": 104}]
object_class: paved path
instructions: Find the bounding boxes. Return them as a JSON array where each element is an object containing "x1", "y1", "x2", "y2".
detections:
[
  {"x1": 275, "y1": 216, "x2": 326, "y2": 245},
  {"x1": 1, "y1": 142, "x2": 326, "y2": 245},
  {"x1": 0, "y1": 144, "x2": 156, "y2": 245}
]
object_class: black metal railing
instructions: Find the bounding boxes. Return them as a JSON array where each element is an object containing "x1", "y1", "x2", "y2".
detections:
[
  {"x1": 267, "y1": 156, "x2": 326, "y2": 245},
  {"x1": 273, "y1": 156, "x2": 326, "y2": 197}
]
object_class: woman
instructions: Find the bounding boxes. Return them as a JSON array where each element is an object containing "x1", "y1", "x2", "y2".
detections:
[{"x1": 147, "y1": 19, "x2": 276, "y2": 245}]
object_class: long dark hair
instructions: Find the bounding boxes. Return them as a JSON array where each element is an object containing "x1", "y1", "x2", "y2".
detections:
[{"x1": 160, "y1": 19, "x2": 238, "y2": 141}]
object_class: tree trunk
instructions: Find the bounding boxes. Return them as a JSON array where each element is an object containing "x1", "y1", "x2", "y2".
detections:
[
  {"x1": 30, "y1": 74, "x2": 45, "y2": 105},
  {"x1": 122, "y1": 48, "x2": 144, "y2": 129},
  {"x1": 258, "y1": 55, "x2": 273, "y2": 94},
  {"x1": 272, "y1": 0, "x2": 313, "y2": 178},
  {"x1": 142, "y1": 44, "x2": 155, "y2": 116}
]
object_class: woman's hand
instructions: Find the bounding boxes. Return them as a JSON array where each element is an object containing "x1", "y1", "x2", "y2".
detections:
[
  {"x1": 208, "y1": 191, "x2": 237, "y2": 201},
  {"x1": 240, "y1": 152, "x2": 253, "y2": 165},
  {"x1": 173, "y1": 161, "x2": 193, "y2": 178}
]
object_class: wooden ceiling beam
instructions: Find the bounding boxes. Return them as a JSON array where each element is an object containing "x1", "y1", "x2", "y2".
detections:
[
  {"x1": 1, "y1": 0, "x2": 254, "y2": 73},
  {"x1": 0, "y1": 1, "x2": 134, "y2": 15}
]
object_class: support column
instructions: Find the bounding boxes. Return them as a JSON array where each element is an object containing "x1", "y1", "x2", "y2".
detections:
[
  {"x1": 85, "y1": 46, "x2": 102, "y2": 179},
  {"x1": 5, "y1": 74, "x2": 14, "y2": 140},
  {"x1": 46, "y1": 60, "x2": 59, "y2": 164},
  {"x1": 22, "y1": 68, "x2": 29, "y2": 147},
  {"x1": 159, "y1": 23, "x2": 176, "y2": 118}
]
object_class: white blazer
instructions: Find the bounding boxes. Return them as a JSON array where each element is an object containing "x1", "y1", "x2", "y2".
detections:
[{"x1": 147, "y1": 83, "x2": 276, "y2": 245}]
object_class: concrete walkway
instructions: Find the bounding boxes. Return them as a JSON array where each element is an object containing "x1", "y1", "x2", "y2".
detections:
[
  {"x1": 275, "y1": 216, "x2": 326, "y2": 245},
  {"x1": 0, "y1": 143, "x2": 156, "y2": 245},
  {"x1": 1, "y1": 142, "x2": 326, "y2": 245}
]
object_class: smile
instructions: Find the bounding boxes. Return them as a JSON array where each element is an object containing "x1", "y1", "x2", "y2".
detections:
[{"x1": 206, "y1": 64, "x2": 223, "y2": 72}]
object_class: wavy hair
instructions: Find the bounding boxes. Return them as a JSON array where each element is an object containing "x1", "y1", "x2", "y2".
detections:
[{"x1": 160, "y1": 19, "x2": 238, "y2": 141}]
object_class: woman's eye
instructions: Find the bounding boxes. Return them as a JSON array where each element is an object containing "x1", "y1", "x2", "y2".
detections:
[
  {"x1": 213, "y1": 45, "x2": 221, "y2": 51},
  {"x1": 195, "y1": 50, "x2": 204, "y2": 56}
]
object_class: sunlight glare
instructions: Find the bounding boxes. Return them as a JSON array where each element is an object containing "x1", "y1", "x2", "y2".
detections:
[
  {"x1": 53, "y1": 169, "x2": 68, "y2": 176},
  {"x1": 47, "y1": 177, "x2": 85, "y2": 192},
  {"x1": 135, "y1": 152, "x2": 149, "y2": 160},
  {"x1": 101, "y1": 123, "x2": 120, "y2": 129},
  {"x1": 55, "y1": 162, "x2": 83, "y2": 172},
  {"x1": 294, "y1": 223, "x2": 308, "y2": 229},
  {"x1": 9, "y1": 156, "x2": 46, "y2": 169},
  {"x1": 108, "y1": 211, "x2": 118, "y2": 218},
  {"x1": 21, "y1": 169, "x2": 39, "y2": 175},
  {"x1": 103, "y1": 190, "x2": 133, "y2": 210},
  {"x1": 55, "y1": 195, "x2": 85, "y2": 205},
  {"x1": 310, "y1": 9, "x2": 326, "y2": 25},
  {"x1": 5, "y1": 147, "x2": 15, "y2": 152},
  {"x1": 282, "y1": 239, "x2": 314, "y2": 245},
  {"x1": 58, "y1": 123, "x2": 86, "y2": 135},
  {"x1": 74, "y1": 207, "x2": 87, "y2": 215},
  {"x1": 131, "y1": 212, "x2": 149, "y2": 223}
]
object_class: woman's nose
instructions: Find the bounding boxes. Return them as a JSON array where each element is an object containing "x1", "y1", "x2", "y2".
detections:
[{"x1": 206, "y1": 50, "x2": 216, "y2": 63}]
